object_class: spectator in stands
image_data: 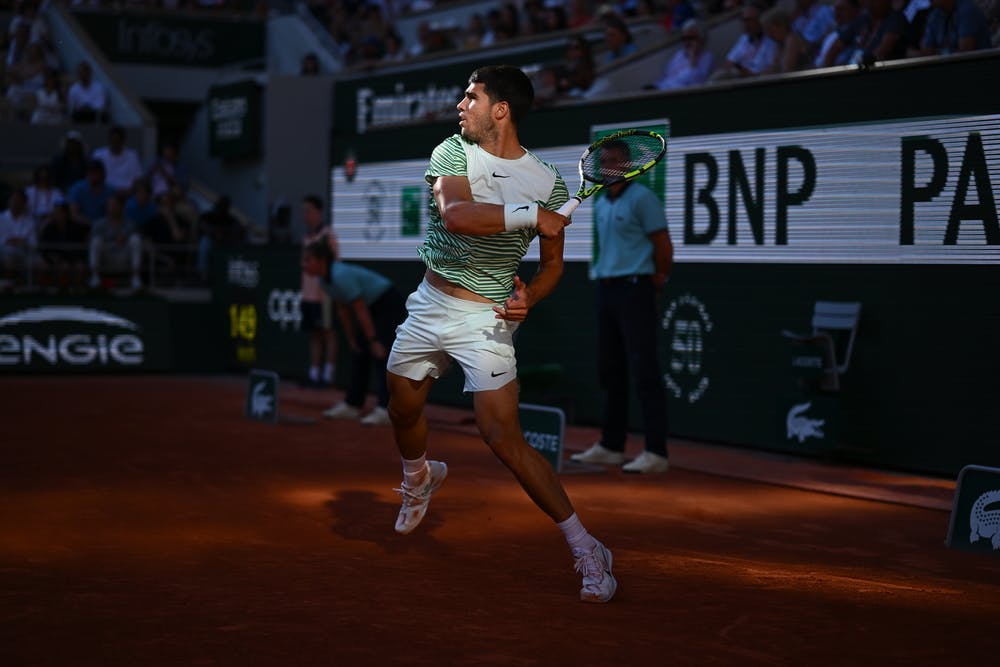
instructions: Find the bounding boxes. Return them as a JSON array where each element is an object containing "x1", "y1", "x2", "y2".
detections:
[
  {"x1": 300, "y1": 52, "x2": 321, "y2": 75},
  {"x1": 0, "y1": 189, "x2": 38, "y2": 280},
  {"x1": 67, "y1": 61, "x2": 108, "y2": 123},
  {"x1": 146, "y1": 187, "x2": 196, "y2": 277},
  {"x1": 68, "y1": 160, "x2": 112, "y2": 228},
  {"x1": 920, "y1": 0, "x2": 992, "y2": 53},
  {"x1": 763, "y1": 7, "x2": 811, "y2": 72},
  {"x1": 51, "y1": 130, "x2": 88, "y2": 190},
  {"x1": 461, "y1": 13, "x2": 488, "y2": 50},
  {"x1": 5, "y1": 21, "x2": 32, "y2": 70},
  {"x1": 5, "y1": 40, "x2": 46, "y2": 119},
  {"x1": 711, "y1": 1, "x2": 780, "y2": 80},
  {"x1": 25, "y1": 165, "x2": 63, "y2": 232},
  {"x1": 556, "y1": 35, "x2": 597, "y2": 97},
  {"x1": 567, "y1": 0, "x2": 596, "y2": 28},
  {"x1": 40, "y1": 202, "x2": 88, "y2": 286},
  {"x1": 901, "y1": 0, "x2": 934, "y2": 55},
  {"x1": 382, "y1": 29, "x2": 406, "y2": 61},
  {"x1": 498, "y1": 2, "x2": 522, "y2": 40},
  {"x1": 88, "y1": 193, "x2": 142, "y2": 290},
  {"x1": 653, "y1": 18, "x2": 716, "y2": 90},
  {"x1": 660, "y1": 0, "x2": 697, "y2": 33},
  {"x1": 814, "y1": 0, "x2": 866, "y2": 67},
  {"x1": 792, "y1": 0, "x2": 838, "y2": 56},
  {"x1": 93, "y1": 125, "x2": 144, "y2": 195},
  {"x1": 542, "y1": 2, "x2": 570, "y2": 32},
  {"x1": 31, "y1": 67, "x2": 65, "y2": 125},
  {"x1": 147, "y1": 141, "x2": 188, "y2": 200},
  {"x1": 125, "y1": 179, "x2": 158, "y2": 236},
  {"x1": 822, "y1": 0, "x2": 909, "y2": 67},
  {"x1": 603, "y1": 15, "x2": 638, "y2": 62},
  {"x1": 197, "y1": 195, "x2": 243, "y2": 282}
]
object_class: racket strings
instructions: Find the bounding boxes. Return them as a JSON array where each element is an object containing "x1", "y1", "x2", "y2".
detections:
[{"x1": 581, "y1": 135, "x2": 663, "y2": 184}]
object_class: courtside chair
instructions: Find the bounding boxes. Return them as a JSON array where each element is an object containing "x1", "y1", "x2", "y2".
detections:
[{"x1": 782, "y1": 301, "x2": 862, "y2": 392}]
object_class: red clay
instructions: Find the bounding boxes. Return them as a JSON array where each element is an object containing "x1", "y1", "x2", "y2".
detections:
[{"x1": 2, "y1": 376, "x2": 999, "y2": 666}]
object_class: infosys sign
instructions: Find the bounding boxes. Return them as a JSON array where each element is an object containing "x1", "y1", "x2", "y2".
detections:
[{"x1": 0, "y1": 303, "x2": 171, "y2": 372}]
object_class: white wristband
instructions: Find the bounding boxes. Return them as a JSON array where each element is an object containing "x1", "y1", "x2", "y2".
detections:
[{"x1": 503, "y1": 202, "x2": 539, "y2": 231}]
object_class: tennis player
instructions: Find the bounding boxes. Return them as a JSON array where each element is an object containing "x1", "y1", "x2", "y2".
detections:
[{"x1": 385, "y1": 65, "x2": 617, "y2": 603}]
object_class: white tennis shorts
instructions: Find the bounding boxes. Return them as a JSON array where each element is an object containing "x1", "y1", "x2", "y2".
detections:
[{"x1": 387, "y1": 278, "x2": 519, "y2": 392}]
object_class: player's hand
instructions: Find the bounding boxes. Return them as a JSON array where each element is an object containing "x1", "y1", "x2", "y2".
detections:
[
  {"x1": 493, "y1": 275, "x2": 530, "y2": 321},
  {"x1": 536, "y1": 209, "x2": 570, "y2": 239}
]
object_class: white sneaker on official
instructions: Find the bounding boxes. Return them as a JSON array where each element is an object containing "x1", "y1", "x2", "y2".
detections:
[
  {"x1": 570, "y1": 443, "x2": 625, "y2": 465},
  {"x1": 360, "y1": 406, "x2": 390, "y2": 426},
  {"x1": 322, "y1": 401, "x2": 361, "y2": 420},
  {"x1": 573, "y1": 540, "x2": 618, "y2": 603},
  {"x1": 622, "y1": 450, "x2": 669, "y2": 474},
  {"x1": 393, "y1": 460, "x2": 447, "y2": 534}
]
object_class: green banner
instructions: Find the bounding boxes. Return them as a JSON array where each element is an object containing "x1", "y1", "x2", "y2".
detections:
[{"x1": 73, "y1": 10, "x2": 265, "y2": 67}]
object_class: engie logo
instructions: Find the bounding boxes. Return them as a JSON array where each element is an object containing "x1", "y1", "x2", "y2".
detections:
[{"x1": 0, "y1": 306, "x2": 145, "y2": 366}]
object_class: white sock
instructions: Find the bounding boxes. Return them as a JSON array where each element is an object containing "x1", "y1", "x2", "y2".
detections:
[
  {"x1": 402, "y1": 454, "x2": 427, "y2": 487},
  {"x1": 308, "y1": 365, "x2": 320, "y2": 381},
  {"x1": 323, "y1": 362, "x2": 335, "y2": 382},
  {"x1": 557, "y1": 513, "x2": 597, "y2": 553}
]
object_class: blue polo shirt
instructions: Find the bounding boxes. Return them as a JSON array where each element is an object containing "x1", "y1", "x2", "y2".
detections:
[
  {"x1": 590, "y1": 182, "x2": 668, "y2": 280},
  {"x1": 67, "y1": 179, "x2": 111, "y2": 222},
  {"x1": 322, "y1": 261, "x2": 392, "y2": 305}
]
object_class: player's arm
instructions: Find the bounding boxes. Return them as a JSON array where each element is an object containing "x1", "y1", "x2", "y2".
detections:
[
  {"x1": 432, "y1": 175, "x2": 568, "y2": 238},
  {"x1": 493, "y1": 231, "x2": 565, "y2": 322}
]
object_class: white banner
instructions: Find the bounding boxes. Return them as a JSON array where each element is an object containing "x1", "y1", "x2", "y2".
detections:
[{"x1": 331, "y1": 114, "x2": 1000, "y2": 264}]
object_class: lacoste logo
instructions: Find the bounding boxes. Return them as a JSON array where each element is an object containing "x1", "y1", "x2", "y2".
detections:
[
  {"x1": 492, "y1": 172, "x2": 510, "y2": 178},
  {"x1": 250, "y1": 382, "x2": 274, "y2": 417},
  {"x1": 970, "y1": 489, "x2": 1000, "y2": 550},
  {"x1": 786, "y1": 402, "x2": 825, "y2": 443},
  {"x1": 513, "y1": 205, "x2": 529, "y2": 213},
  {"x1": 490, "y1": 370, "x2": 508, "y2": 377}
]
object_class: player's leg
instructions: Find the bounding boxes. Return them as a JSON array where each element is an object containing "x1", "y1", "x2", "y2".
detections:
[
  {"x1": 473, "y1": 379, "x2": 573, "y2": 521},
  {"x1": 386, "y1": 370, "x2": 446, "y2": 534},
  {"x1": 473, "y1": 381, "x2": 618, "y2": 602}
]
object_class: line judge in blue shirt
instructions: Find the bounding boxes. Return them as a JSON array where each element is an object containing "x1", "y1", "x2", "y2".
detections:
[
  {"x1": 571, "y1": 138, "x2": 674, "y2": 474},
  {"x1": 302, "y1": 239, "x2": 408, "y2": 427}
]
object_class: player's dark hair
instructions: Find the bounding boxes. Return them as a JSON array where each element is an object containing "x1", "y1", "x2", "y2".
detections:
[
  {"x1": 302, "y1": 194, "x2": 323, "y2": 211},
  {"x1": 602, "y1": 138, "x2": 631, "y2": 160},
  {"x1": 469, "y1": 65, "x2": 534, "y2": 126},
  {"x1": 305, "y1": 238, "x2": 336, "y2": 264}
]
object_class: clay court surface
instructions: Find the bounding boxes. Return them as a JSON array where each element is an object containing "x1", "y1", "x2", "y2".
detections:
[{"x1": 3, "y1": 376, "x2": 1000, "y2": 666}]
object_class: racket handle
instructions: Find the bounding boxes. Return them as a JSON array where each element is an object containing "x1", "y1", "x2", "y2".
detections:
[{"x1": 556, "y1": 197, "x2": 582, "y2": 217}]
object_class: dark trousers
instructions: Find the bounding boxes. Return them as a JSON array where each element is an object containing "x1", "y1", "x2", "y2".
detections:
[
  {"x1": 596, "y1": 277, "x2": 668, "y2": 456},
  {"x1": 344, "y1": 288, "x2": 407, "y2": 409}
]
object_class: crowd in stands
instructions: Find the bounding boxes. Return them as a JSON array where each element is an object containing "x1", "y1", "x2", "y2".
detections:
[{"x1": 0, "y1": 125, "x2": 244, "y2": 291}]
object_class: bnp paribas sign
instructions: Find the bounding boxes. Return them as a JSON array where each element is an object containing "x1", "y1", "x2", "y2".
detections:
[{"x1": 0, "y1": 303, "x2": 171, "y2": 372}]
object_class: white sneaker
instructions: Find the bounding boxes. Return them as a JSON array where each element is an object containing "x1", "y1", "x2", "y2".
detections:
[
  {"x1": 622, "y1": 450, "x2": 669, "y2": 474},
  {"x1": 322, "y1": 401, "x2": 361, "y2": 420},
  {"x1": 573, "y1": 540, "x2": 617, "y2": 603},
  {"x1": 393, "y1": 460, "x2": 448, "y2": 534},
  {"x1": 570, "y1": 443, "x2": 625, "y2": 465},
  {"x1": 360, "y1": 406, "x2": 390, "y2": 426}
]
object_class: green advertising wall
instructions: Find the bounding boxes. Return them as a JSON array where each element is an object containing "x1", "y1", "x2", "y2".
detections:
[{"x1": 205, "y1": 52, "x2": 1000, "y2": 477}]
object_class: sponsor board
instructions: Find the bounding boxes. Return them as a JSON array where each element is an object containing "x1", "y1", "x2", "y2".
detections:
[
  {"x1": 0, "y1": 302, "x2": 171, "y2": 372},
  {"x1": 519, "y1": 403, "x2": 565, "y2": 473},
  {"x1": 947, "y1": 465, "x2": 1000, "y2": 555}
]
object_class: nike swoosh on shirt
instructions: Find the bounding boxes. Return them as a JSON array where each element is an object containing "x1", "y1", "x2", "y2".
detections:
[
  {"x1": 513, "y1": 206, "x2": 529, "y2": 212},
  {"x1": 490, "y1": 370, "x2": 508, "y2": 377},
  {"x1": 492, "y1": 172, "x2": 510, "y2": 178}
]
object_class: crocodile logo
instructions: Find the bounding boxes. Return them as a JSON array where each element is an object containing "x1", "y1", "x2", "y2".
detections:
[
  {"x1": 786, "y1": 402, "x2": 825, "y2": 443},
  {"x1": 969, "y1": 490, "x2": 1000, "y2": 550},
  {"x1": 250, "y1": 381, "x2": 274, "y2": 418}
]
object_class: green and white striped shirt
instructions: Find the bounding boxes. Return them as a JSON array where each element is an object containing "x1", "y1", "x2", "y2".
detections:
[{"x1": 418, "y1": 134, "x2": 569, "y2": 303}]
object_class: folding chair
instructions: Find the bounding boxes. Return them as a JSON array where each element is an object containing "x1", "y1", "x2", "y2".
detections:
[{"x1": 782, "y1": 301, "x2": 861, "y2": 392}]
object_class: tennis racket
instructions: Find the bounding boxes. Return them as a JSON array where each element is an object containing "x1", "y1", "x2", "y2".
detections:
[{"x1": 556, "y1": 129, "x2": 667, "y2": 217}]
